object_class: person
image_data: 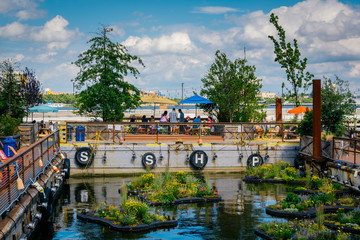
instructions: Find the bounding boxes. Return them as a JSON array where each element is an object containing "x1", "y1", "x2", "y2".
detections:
[
  {"x1": 178, "y1": 109, "x2": 185, "y2": 133},
  {"x1": 129, "y1": 115, "x2": 137, "y2": 133},
  {"x1": 49, "y1": 121, "x2": 55, "y2": 132},
  {"x1": 169, "y1": 108, "x2": 178, "y2": 134},
  {"x1": 202, "y1": 116, "x2": 213, "y2": 134},
  {"x1": 284, "y1": 125, "x2": 298, "y2": 139},
  {"x1": 270, "y1": 125, "x2": 280, "y2": 139},
  {"x1": 184, "y1": 116, "x2": 192, "y2": 134},
  {"x1": 138, "y1": 115, "x2": 148, "y2": 133},
  {"x1": 261, "y1": 117, "x2": 268, "y2": 138},
  {"x1": 160, "y1": 111, "x2": 168, "y2": 134},
  {"x1": 149, "y1": 115, "x2": 156, "y2": 134},
  {"x1": 192, "y1": 116, "x2": 201, "y2": 135}
]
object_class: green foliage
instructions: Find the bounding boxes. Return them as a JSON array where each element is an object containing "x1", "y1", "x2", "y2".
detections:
[
  {"x1": 0, "y1": 114, "x2": 21, "y2": 136},
  {"x1": 297, "y1": 76, "x2": 356, "y2": 137},
  {"x1": 42, "y1": 93, "x2": 75, "y2": 104},
  {"x1": 297, "y1": 110, "x2": 313, "y2": 137},
  {"x1": 268, "y1": 13, "x2": 313, "y2": 107},
  {"x1": 321, "y1": 76, "x2": 356, "y2": 136},
  {"x1": 200, "y1": 50, "x2": 265, "y2": 122},
  {"x1": 283, "y1": 192, "x2": 302, "y2": 207},
  {"x1": 0, "y1": 59, "x2": 25, "y2": 119},
  {"x1": 72, "y1": 26, "x2": 144, "y2": 121},
  {"x1": 23, "y1": 67, "x2": 42, "y2": 114}
]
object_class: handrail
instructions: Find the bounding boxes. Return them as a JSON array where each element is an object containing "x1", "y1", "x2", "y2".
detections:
[
  {"x1": 0, "y1": 131, "x2": 60, "y2": 216},
  {"x1": 332, "y1": 137, "x2": 360, "y2": 164},
  {"x1": 61, "y1": 121, "x2": 299, "y2": 143}
]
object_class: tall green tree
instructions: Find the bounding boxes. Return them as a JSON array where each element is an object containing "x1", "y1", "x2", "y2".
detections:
[
  {"x1": 0, "y1": 59, "x2": 25, "y2": 119},
  {"x1": 321, "y1": 76, "x2": 356, "y2": 136},
  {"x1": 200, "y1": 50, "x2": 265, "y2": 122},
  {"x1": 268, "y1": 13, "x2": 313, "y2": 107},
  {"x1": 297, "y1": 76, "x2": 356, "y2": 137},
  {"x1": 72, "y1": 26, "x2": 144, "y2": 121},
  {"x1": 23, "y1": 67, "x2": 43, "y2": 114}
]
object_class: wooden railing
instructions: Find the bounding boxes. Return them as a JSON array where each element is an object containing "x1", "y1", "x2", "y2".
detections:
[
  {"x1": 0, "y1": 131, "x2": 59, "y2": 215},
  {"x1": 61, "y1": 121, "x2": 299, "y2": 143}
]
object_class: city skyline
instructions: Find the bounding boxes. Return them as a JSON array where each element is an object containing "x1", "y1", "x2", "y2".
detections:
[{"x1": 1, "y1": 0, "x2": 360, "y2": 97}]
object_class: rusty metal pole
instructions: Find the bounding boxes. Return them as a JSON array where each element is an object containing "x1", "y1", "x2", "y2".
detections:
[
  {"x1": 313, "y1": 79, "x2": 322, "y2": 161},
  {"x1": 276, "y1": 98, "x2": 282, "y2": 122}
]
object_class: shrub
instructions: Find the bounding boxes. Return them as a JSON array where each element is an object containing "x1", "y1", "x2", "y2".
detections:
[
  {"x1": 141, "y1": 173, "x2": 155, "y2": 185},
  {"x1": 175, "y1": 171, "x2": 187, "y2": 183},
  {"x1": 124, "y1": 199, "x2": 149, "y2": 219}
]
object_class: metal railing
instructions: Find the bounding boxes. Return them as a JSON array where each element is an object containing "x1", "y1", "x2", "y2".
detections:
[
  {"x1": 0, "y1": 131, "x2": 59, "y2": 215},
  {"x1": 62, "y1": 121, "x2": 299, "y2": 143},
  {"x1": 333, "y1": 137, "x2": 360, "y2": 164}
]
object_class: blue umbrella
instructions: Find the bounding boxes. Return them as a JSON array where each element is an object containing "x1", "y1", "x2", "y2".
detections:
[
  {"x1": 179, "y1": 95, "x2": 214, "y2": 116},
  {"x1": 29, "y1": 105, "x2": 58, "y2": 121}
]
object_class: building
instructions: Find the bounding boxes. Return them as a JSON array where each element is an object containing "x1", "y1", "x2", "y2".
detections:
[{"x1": 257, "y1": 92, "x2": 276, "y2": 99}]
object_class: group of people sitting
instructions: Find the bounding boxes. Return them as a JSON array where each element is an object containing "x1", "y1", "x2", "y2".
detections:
[{"x1": 129, "y1": 108, "x2": 214, "y2": 135}]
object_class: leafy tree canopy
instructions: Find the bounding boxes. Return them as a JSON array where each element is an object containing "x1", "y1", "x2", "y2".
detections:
[
  {"x1": 200, "y1": 50, "x2": 265, "y2": 122},
  {"x1": 268, "y1": 13, "x2": 313, "y2": 107},
  {"x1": 72, "y1": 26, "x2": 144, "y2": 121},
  {"x1": 0, "y1": 59, "x2": 25, "y2": 119},
  {"x1": 297, "y1": 76, "x2": 356, "y2": 137},
  {"x1": 23, "y1": 67, "x2": 43, "y2": 113}
]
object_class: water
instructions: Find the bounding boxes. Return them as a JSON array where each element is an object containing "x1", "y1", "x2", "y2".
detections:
[{"x1": 38, "y1": 174, "x2": 297, "y2": 240}]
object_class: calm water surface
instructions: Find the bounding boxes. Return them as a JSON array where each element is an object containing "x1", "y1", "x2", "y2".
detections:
[{"x1": 37, "y1": 174, "x2": 296, "y2": 240}]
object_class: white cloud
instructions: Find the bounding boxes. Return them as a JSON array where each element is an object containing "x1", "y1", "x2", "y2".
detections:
[
  {"x1": 31, "y1": 15, "x2": 78, "y2": 42},
  {"x1": 0, "y1": 0, "x2": 36, "y2": 14},
  {"x1": 0, "y1": 22, "x2": 26, "y2": 38},
  {"x1": 47, "y1": 41, "x2": 70, "y2": 50},
  {"x1": 35, "y1": 52, "x2": 57, "y2": 63},
  {"x1": 193, "y1": 6, "x2": 239, "y2": 14},
  {"x1": 16, "y1": 8, "x2": 46, "y2": 20},
  {"x1": 123, "y1": 32, "x2": 197, "y2": 55}
]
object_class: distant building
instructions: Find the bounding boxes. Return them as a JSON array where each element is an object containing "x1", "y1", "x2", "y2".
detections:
[
  {"x1": 43, "y1": 88, "x2": 68, "y2": 95},
  {"x1": 257, "y1": 92, "x2": 276, "y2": 99}
]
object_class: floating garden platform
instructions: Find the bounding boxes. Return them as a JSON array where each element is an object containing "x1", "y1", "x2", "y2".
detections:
[
  {"x1": 243, "y1": 161, "x2": 305, "y2": 184},
  {"x1": 77, "y1": 201, "x2": 178, "y2": 233},
  {"x1": 124, "y1": 171, "x2": 221, "y2": 205}
]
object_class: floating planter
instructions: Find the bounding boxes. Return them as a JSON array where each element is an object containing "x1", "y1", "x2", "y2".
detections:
[
  {"x1": 324, "y1": 208, "x2": 360, "y2": 234},
  {"x1": 266, "y1": 192, "x2": 358, "y2": 219},
  {"x1": 77, "y1": 201, "x2": 178, "y2": 232},
  {"x1": 293, "y1": 176, "x2": 351, "y2": 196},
  {"x1": 124, "y1": 171, "x2": 221, "y2": 205},
  {"x1": 243, "y1": 161, "x2": 305, "y2": 184},
  {"x1": 255, "y1": 220, "x2": 350, "y2": 240}
]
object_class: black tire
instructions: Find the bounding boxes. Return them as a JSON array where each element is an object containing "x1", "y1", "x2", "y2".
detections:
[
  {"x1": 74, "y1": 147, "x2": 94, "y2": 168},
  {"x1": 63, "y1": 158, "x2": 70, "y2": 179},
  {"x1": 40, "y1": 188, "x2": 54, "y2": 221}
]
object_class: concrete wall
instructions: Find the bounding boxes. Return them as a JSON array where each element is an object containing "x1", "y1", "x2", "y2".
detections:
[{"x1": 61, "y1": 142, "x2": 300, "y2": 176}]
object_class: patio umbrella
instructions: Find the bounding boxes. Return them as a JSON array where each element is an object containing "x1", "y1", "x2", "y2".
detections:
[
  {"x1": 140, "y1": 95, "x2": 178, "y2": 117},
  {"x1": 178, "y1": 95, "x2": 214, "y2": 116},
  {"x1": 29, "y1": 105, "x2": 59, "y2": 121},
  {"x1": 288, "y1": 106, "x2": 312, "y2": 114}
]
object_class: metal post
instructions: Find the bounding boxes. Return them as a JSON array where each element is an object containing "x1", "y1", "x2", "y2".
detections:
[
  {"x1": 181, "y1": 83, "x2": 184, "y2": 109},
  {"x1": 313, "y1": 79, "x2": 322, "y2": 161},
  {"x1": 276, "y1": 98, "x2": 282, "y2": 122}
]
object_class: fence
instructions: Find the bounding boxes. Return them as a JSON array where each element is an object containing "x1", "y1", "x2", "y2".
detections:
[
  {"x1": 333, "y1": 137, "x2": 360, "y2": 164},
  {"x1": 60, "y1": 121, "x2": 299, "y2": 143},
  {"x1": 0, "y1": 131, "x2": 59, "y2": 216}
]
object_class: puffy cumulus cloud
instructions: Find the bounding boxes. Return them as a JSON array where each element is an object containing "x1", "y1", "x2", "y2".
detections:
[
  {"x1": 30, "y1": 15, "x2": 78, "y2": 42},
  {"x1": 0, "y1": 22, "x2": 26, "y2": 38},
  {"x1": 123, "y1": 32, "x2": 197, "y2": 55},
  {"x1": 16, "y1": 8, "x2": 46, "y2": 20},
  {"x1": 0, "y1": 0, "x2": 45, "y2": 20},
  {"x1": 0, "y1": 0, "x2": 36, "y2": 14},
  {"x1": 47, "y1": 41, "x2": 70, "y2": 50},
  {"x1": 193, "y1": 6, "x2": 239, "y2": 14},
  {"x1": 34, "y1": 52, "x2": 57, "y2": 63}
]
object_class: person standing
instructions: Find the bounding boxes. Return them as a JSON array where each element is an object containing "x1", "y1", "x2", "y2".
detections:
[
  {"x1": 178, "y1": 109, "x2": 185, "y2": 133},
  {"x1": 169, "y1": 108, "x2": 178, "y2": 134}
]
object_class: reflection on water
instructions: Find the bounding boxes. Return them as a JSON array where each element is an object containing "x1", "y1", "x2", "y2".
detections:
[{"x1": 37, "y1": 174, "x2": 296, "y2": 240}]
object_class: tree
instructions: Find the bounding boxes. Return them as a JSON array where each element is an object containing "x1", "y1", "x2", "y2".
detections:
[
  {"x1": 72, "y1": 26, "x2": 144, "y2": 121},
  {"x1": 321, "y1": 76, "x2": 356, "y2": 136},
  {"x1": 23, "y1": 67, "x2": 43, "y2": 115},
  {"x1": 200, "y1": 50, "x2": 265, "y2": 122},
  {"x1": 297, "y1": 76, "x2": 356, "y2": 137},
  {"x1": 268, "y1": 13, "x2": 313, "y2": 107},
  {"x1": 0, "y1": 59, "x2": 25, "y2": 119}
]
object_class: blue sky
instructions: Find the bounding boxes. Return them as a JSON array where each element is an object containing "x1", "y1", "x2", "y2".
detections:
[{"x1": 1, "y1": 0, "x2": 360, "y2": 98}]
